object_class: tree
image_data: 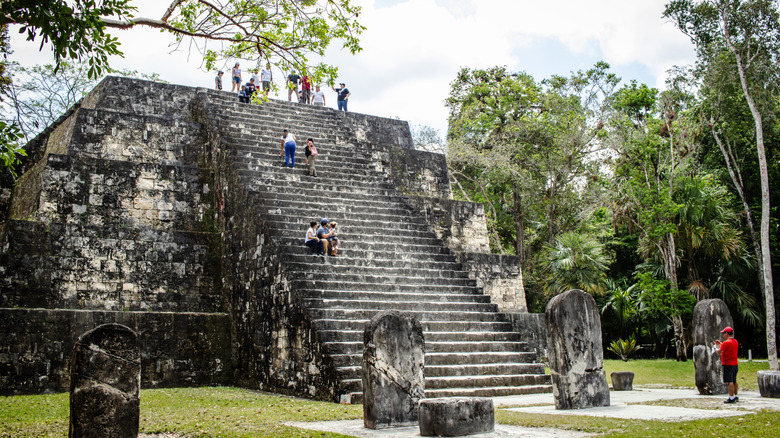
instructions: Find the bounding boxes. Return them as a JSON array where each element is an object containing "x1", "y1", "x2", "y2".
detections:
[
  {"x1": 608, "y1": 80, "x2": 698, "y2": 360},
  {"x1": 665, "y1": 0, "x2": 779, "y2": 370},
  {"x1": 445, "y1": 63, "x2": 617, "y2": 260},
  {"x1": 1, "y1": 0, "x2": 364, "y2": 81}
]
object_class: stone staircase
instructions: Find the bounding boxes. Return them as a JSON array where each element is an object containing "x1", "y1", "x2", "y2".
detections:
[{"x1": 205, "y1": 92, "x2": 551, "y2": 401}]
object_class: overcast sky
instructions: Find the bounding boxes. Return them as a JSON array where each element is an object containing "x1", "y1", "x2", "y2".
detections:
[{"x1": 10, "y1": 0, "x2": 697, "y2": 136}]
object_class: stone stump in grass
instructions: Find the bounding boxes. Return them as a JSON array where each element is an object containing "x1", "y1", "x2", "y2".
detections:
[
  {"x1": 692, "y1": 299, "x2": 733, "y2": 395},
  {"x1": 757, "y1": 371, "x2": 780, "y2": 398},
  {"x1": 418, "y1": 397, "x2": 494, "y2": 436},
  {"x1": 362, "y1": 310, "x2": 425, "y2": 429},
  {"x1": 545, "y1": 289, "x2": 610, "y2": 410},
  {"x1": 610, "y1": 372, "x2": 634, "y2": 391},
  {"x1": 69, "y1": 323, "x2": 140, "y2": 438}
]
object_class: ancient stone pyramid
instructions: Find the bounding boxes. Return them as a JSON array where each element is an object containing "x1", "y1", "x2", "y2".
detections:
[{"x1": 0, "y1": 77, "x2": 550, "y2": 401}]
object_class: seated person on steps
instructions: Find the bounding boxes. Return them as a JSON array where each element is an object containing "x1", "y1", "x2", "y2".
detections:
[
  {"x1": 327, "y1": 221, "x2": 340, "y2": 256},
  {"x1": 304, "y1": 221, "x2": 323, "y2": 256},
  {"x1": 317, "y1": 218, "x2": 335, "y2": 256}
]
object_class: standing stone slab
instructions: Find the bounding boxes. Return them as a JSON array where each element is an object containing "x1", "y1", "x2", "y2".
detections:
[
  {"x1": 69, "y1": 323, "x2": 140, "y2": 438},
  {"x1": 693, "y1": 299, "x2": 733, "y2": 395},
  {"x1": 362, "y1": 310, "x2": 425, "y2": 429},
  {"x1": 545, "y1": 289, "x2": 610, "y2": 410}
]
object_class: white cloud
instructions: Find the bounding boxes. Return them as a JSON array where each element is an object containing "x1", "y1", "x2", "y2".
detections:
[{"x1": 8, "y1": 0, "x2": 696, "y2": 136}]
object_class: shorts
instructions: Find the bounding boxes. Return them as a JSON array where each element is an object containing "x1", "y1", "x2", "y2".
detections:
[
  {"x1": 263, "y1": 81, "x2": 271, "y2": 91},
  {"x1": 722, "y1": 364, "x2": 738, "y2": 383},
  {"x1": 233, "y1": 76, "x2": 241, "y2": 84}
]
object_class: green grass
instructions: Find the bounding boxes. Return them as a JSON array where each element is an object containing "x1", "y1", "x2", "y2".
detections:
[
  {"x1": 1, "y1": 360, "x2": 777, "y2": 437},
  {"x1": 603, "y1": 358, "x2": 770, "y2": 391},
  {"x1": 1, "y1": 387, "x2": 362, "y2": 437}
]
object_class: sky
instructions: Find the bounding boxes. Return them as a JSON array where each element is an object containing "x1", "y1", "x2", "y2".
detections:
[{"x1": 9, "y1": 0, "x2": 698, "y2": 137}]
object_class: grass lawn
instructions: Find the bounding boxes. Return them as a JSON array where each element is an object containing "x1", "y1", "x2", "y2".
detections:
[
  {"x1": 1, "y1": 359, "x2": 778, "y2": 437},
  {"x1": 603, "y1": 358, "x2": 770, "y2": 391}
]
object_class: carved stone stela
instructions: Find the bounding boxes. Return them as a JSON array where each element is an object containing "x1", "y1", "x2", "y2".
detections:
[
  {"x1": 545, "y1": 289, "x2": 610, "y2": 410},
  {"x1": 69, "y1": 323, "x2": 141, "y2": 438},
  {"x1": 692, "y1": 299, "x2": 733, "y2": 395},
  {"x1": 362, "y1": 310, "x2": 425, "y2": 429}
]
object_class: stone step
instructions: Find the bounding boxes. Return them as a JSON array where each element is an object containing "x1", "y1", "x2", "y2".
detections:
[
  {"x1": 423, "y1": 385, "x2": 553, "y2": 399},
  {"x1": 327, "y1": 350, "x2": 538, "y2": 369},
  {"x1": 307, "y1": 299, "x2": 495, "y2": 315},
  {"x1": 293, "y1": 280, "x2": 479, "y2": 295},
  {"x1": 272, "y1": 229, "x2": 442, "y2": 246},
  {"x1": 322, "y1": 340, "x2": 525, "y2": 355},
  {"x1": 280, "y1": 253, "x2": 463, "y2": 271},
  {"x1": 339, "y1": 373, "x2": 549, "y2": 394},
  {"x1": 334, "y1": 362, "x2": 543, "y2": 381},
  {"x1": 265, "y1": 213, "x2": 434, "y2": 235},
  {"x1": 284, "y1": 246, "x2": 459, "y2": 263},
  {"x1": 236, "y1": 169, "x2": 398, "y2": 193},
  {"x1": 306, "y1": 308, "x2": 506, "y2": 323},
  {"x1": 301, "y1": 291, "x2": 490, "y2": 305},
  {"x1": 426, "y1": 351, "x2": 539, "y2": 366},
  {"x1": 272, "y1": 233, "x2": 454, "y2": 260},
  {"x1": 312, "y1": 319, "x2": 515, "y2": 333},
  {"x1": 290, "y1": 271, "x2": 475, "y2": 288},
  {"x1": 317, "y1": 328, "x2": 520, "y2": 343},
  {"x1": 247, "y1": 190, "x2": 417, "y2": 216},
  {"x1": 286, "y1": 263, "x2": 471, "y2": 280},
  {"x1": 226, "y1": 142, "x2": 371, "y2": 166}
]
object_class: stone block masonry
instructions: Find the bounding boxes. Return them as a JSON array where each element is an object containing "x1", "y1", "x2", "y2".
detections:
[
  {"x1": 0, "y1": 309, "x2": 232, "y2": 395},
  {"x1": 0, "y1": 220, "x2": 220, "y2": 312}
]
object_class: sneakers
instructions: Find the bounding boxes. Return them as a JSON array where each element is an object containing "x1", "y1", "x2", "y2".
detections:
[{"x1": 724, "y1": 397, "x2": 737, "y2": 404}]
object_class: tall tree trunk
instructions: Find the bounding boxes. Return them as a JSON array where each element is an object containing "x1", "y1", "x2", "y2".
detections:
[
  {"x1": 709, "y1": 124, "x2": 766, "y2": 297},
  {"x1": 513, "y1": 188, "x2": 526, "y2": 262},
  {"x1": 663, "y1": 232, "x2": 687, "y2": 361},
  {"x1": 729, "y1": 42, "x2": 778, "y2": 371}
]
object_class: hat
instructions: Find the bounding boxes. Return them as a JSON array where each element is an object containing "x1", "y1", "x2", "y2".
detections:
[
  {"x1": 340, "y1": 82, "x2": 345, "y2": 85},
  {"x1": 721, "y1": 326, "x2": 734, "y2": 334},
  {"x1": 218, "y1": 70, "x2": 223, "y2": 74},
  {"x1": 321, "y1": 218, "x2": 329, "y2": 225}
]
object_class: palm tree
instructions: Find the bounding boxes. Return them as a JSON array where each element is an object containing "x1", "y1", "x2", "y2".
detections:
[
  {"x1": 675, "y1": 174, "x2": 745, "y2": 301},
  {"x1": 542, "y1": 232, "x2": 610, "y2": 296}
]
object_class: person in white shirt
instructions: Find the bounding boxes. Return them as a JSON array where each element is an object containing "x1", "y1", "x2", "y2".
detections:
[
  {"x1": 311, "y1": 85, "x2": 326, "y2": 106},
  {"x1": 260, "y1": 63, "x2": 273, "y2": 95}
]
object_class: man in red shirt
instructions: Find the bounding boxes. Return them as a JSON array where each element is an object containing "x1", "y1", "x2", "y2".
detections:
[{"x1": 714, "y1": 326, "x2": 739, "y2": 403}]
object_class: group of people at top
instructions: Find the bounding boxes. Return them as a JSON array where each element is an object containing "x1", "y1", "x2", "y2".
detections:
[
  {"x1": 215, "y1": 62, "x2": 351, "y2": 111},
  {"x1": 305, "y1": 218, "x2": 340, "y2": 257}
]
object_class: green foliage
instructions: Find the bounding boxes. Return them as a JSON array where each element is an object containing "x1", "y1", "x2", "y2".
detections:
[
  {"x1": 542, "y1": 232, "x2": 611, "y2": 296},
  {"x1": 0, "y1": 119, "x2": 25, "y2": 177},
  {"x1": 606, "y1": 337, "x2": 642, "y2": 361},
  {"x1": 0, "y1": 0, "x2": 134, "y2": 79},
  {"x1": 635, "y1": 271, "x2": 696, "y2": 322}
]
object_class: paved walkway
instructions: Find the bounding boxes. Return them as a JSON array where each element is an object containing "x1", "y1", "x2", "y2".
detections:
[{"x1": 288, "y1": 388, "x2": 780, "y2": 438}]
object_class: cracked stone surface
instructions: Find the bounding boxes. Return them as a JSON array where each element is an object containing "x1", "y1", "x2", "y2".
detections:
[
  {"x1": 545, "y1": 290, "x2": 610, "y2": 410},
  {"x1": 362, "y1": 311, "x2": 425, "y2": 429}
]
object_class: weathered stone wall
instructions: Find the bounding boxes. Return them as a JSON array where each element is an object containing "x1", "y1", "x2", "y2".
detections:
[
  {"x1": 402, "y1": 195, "x2": 489, "y2": 253},
  {"x1": 507, "y1": 312, "x2": 547, "y2": 358},
  {"x1": 0, "y1": 220, "x2": 221, "y2": 311},
  {"x1": 194, "y1": 96, "x2": 340, "y2": 401},
  {"x1": 458, "y1": 253, "x2": 526, "y2": 312},
  {"x1": 27, "y1": 154, "x2": 212, "y2": 230},
  {"x1": 0, "y1": 308, "x2": 232, "y2": 395}
]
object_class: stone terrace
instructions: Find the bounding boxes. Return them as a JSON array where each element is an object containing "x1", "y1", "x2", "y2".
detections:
[{"x1": 0, "y1": 77, "x2": 549, "y2": 402}]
